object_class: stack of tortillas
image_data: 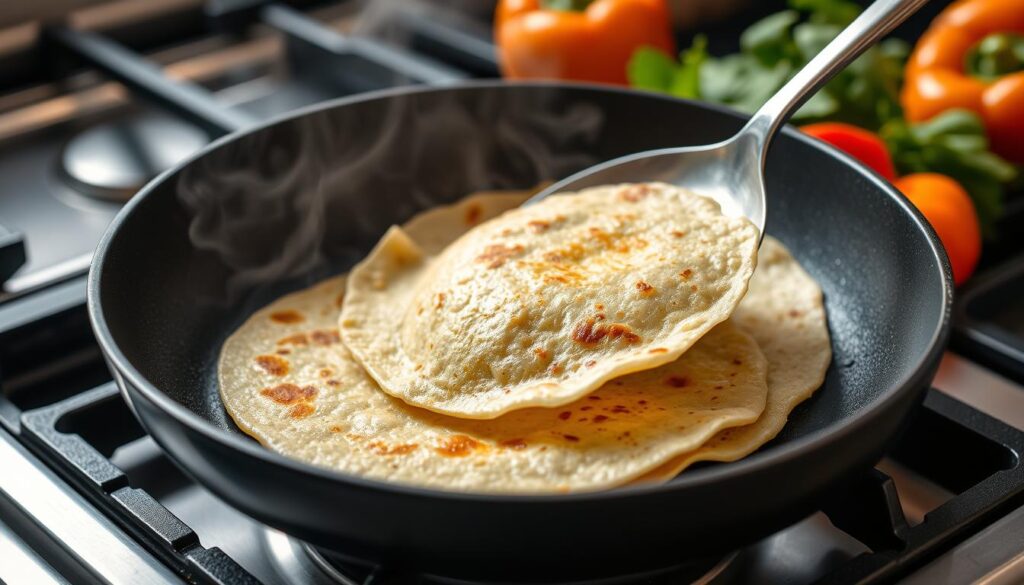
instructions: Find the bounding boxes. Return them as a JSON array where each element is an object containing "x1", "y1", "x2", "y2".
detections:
[{"x1": 219, "y1": 184, "x2": 830, "y2": 493}]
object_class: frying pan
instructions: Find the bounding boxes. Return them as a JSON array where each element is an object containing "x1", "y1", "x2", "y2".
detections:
[{"x1": 89, "y1": 82, "x2": 951, "y2": 581}]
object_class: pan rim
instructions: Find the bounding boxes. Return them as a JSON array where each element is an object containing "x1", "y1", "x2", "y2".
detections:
[{"x1": 87, "y1": 80, "x2": 953, "y2": 504}]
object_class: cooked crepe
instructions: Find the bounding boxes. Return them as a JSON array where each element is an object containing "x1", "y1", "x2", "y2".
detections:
[
  {"x1": 634, "y1": 236, "x2": 831, "y2": 483},
  {"x1": 218, "y1": 192, "x2": 769, "y2": 493},
  {"x1": 341, "y1": 183, "x2": 760, "y2": 419}
]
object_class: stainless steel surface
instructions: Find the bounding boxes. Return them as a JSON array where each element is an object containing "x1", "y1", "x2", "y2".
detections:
[
  {"x1": 528, "y1": 0, "x2": 927, "y2": 240},
  {"x1": 60, "y1": 113, "x2": 208, "y2": 201},
  {"x1": 0, "y1": 430, "x2": 179, "y2": 584},
  {"x1": 0, "y1": 122, "x2": 122, "y2": 294},
  {"x1": 0, "y1": 8, "x2": 356, "y2": 292},
  {"x1": 903, "y1": 504, "x2": 1024, "y2": 585},
  {"x1": 0, "y1": 517, "x2": 68, "y2": 585},
  {"x1": 935, "y1": 352, "x2": 1024, "y2": 430},
  {"x1": 263, "y1": 530, "x2": 363, "y2": 585}
]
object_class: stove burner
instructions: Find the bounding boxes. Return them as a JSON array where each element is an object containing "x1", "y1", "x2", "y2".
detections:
[
  {"x1": 59, "y1": 113, "x2": 208, "y2": 201},
  {"x1": 262, "y1": 529, "x2": 736, "y2": 585}
]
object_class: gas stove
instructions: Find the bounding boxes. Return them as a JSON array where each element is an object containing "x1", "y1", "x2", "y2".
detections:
[{"x1": 2, "y1": 1, "x2": 1024, "y2": 584}]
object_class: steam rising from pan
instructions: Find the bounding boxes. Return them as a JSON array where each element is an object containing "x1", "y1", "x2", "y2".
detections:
[{"x1": 177, "y1": 90, "x2": 603, "y2": 301}]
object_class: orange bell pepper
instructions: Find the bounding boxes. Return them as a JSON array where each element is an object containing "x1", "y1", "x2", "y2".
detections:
[
  {"x1": 495, "y1": 0, "x2": 675, "y2": 85},
  {"x1": 893, "y1": 173, "x2": 981, "y2": 285},
  {"x1": 901, "y1": 0, "x2": 1024, "y2": 164}
]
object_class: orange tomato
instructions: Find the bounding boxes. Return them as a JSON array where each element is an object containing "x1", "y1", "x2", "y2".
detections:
[{"x1": 893, "y1": 173, "x2": 982, "y2": 285}]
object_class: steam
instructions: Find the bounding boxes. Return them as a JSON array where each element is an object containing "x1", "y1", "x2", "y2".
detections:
[{"x1": 178, "y1": 88, "x2": 603, "y2": 302}]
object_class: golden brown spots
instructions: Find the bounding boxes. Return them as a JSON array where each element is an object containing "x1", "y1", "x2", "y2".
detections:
[
  {"x1": 533, "y1": 347, "x2": 550, "y2": 361},
  {"x1": 635, "y1": 280, "x2": 656, "y2": 296},
  {"x1": 276, "y1": 349, "x2": 291, "y2": 356},
  {"x1": 270, "y1": 310, "x2": 304, "y2": 324},
  {"x1": 594, "y1": 303, "x2": 604, "y2": 311},
  {"x1": 326, "y1": 379, "x2": 340, "y2": 387},
  {"x1": 587, "y1": 395, "x2": 602, "y2": 401},
  {"x1": 585, "y1": 359, "x2": 597, "y2": 368},
  {"x1": 572, "y1": 318, "x2": 605, "y2": 345},
  {"x1": 788, "y1": 309, "x2": 802, "y2": 318},
  {"x1": 680, "y1": 269, "x2": 693, "y2": 280},
  {"x1": 434, "y1": 292, "x2": 446, "y2": 309},
  {"x1": 465, "y1": 203, "x2": 482, "y2": 225},
  {"x1": 690, "y1": 285, "x2": 698, "y2": 292},
  {"x1": 260, "y1": 383, "x2": 317, "y2": 405},
  {"x1": 476, "y1": 244, "x2": 525, "y2": 269},
  {"x1": 649, "y1": 348, "x2": 668, "y2": 354},
  {"x1": 370, "y1": 441, "x2": 419, "y2": 456},
  {"x1": 319, "y1": 368, "x2": 333, "y2": 378},
  {"x1": 563, "y1": 434, "x2": 580, "y2": 443},
  {"x1": 732, "y1": 358, "x2": 743, "y2": 365},
  {"x1": 611, "y1": 405, "x2": 631, "y2": 414},
  {"x1": 329, "y1": 425, "x2": 343, "y2": 433},
  {"x1": 334, "y1": 292, "x2": 345, "y2": 308},
  {"x1": 527, "y1": 220, "x2": 551, "y2": 233},
  {"x1": 549, "y1": 362, "x2": 564, "y2": 375},
  {"x1": 542, "y1": 242, "x2": 585, "y2": 264},
  {"x1": 277, "y1": 333, "x2": 309, "y2": 346},
  {"x1": 619, "y1": 184, "x2": 650, "y2": 202},
  {"x1": 571, "y1": 318, "x2": 641, "y2": 347},
  {"x1": 255, "y1": 355, "x2": 289, "y2": 376},
  {"x1": 435, "y1": 435, "x2": 484, "y2": 457},
  {"x1": 593, "y1": 414, "x2": 609, "y2": 423},
  {"x1": 671, "y1": 230, "x2": 687, "y2": 238},
  {"x1": 665, "y1": 376, "x2": 689, "y2": 388},
  {"x1": 310, "y1": 329, "x2": 340, "y2": 346},
  {"x1": 499, "y1": 438, "x2": 528, "y2": 450},
  {"x1": 288, "y1": 403, "x2": 314, "y2": 419},
  {"x1": 606, "y1": 323, "x2": 641, "y2": 343},
  {"x1": 558, "y1": 411, "x2": 572, "y2": 420}
]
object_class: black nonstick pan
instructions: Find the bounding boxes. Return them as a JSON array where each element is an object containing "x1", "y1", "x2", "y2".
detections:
[{"x1": 89, "y1": 82, "x2": 951, "y2": 581}]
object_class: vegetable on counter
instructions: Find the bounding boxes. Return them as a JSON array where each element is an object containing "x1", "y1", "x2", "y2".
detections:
[
  {"x1": 901, "y1": 0, "x2": 1024, "y2": 165},
  {"x1": 801, "y1": 122, "x2": 897, "y2": 180},
  {"x1": 882, "y1": 109, "x2": 1016, "y2": 236},
  {"x1": 495, "y1": 0, "x2": 675, "y2": 85},
  {"x1": 894, "y1": 173, "x2": 982, "y2": 285},
  {"x1": 800, "y1": 121, "x2": 982, "y2": 284},
  {"x1": 627, "y1": 0, "x2": 1018, "y2": 272},
  {"x1": 628, "y1": 0, "x2": 909, "y2": 129}
]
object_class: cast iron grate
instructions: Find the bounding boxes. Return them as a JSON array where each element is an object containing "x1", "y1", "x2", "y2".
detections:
[{"x1": 16, "y1": 384, "x2": 1024, "y2": 585}]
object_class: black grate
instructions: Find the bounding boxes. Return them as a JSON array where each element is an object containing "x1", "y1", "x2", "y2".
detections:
[{"x1": 13, "y1": 383, "x2": 1024, "y2": 585}]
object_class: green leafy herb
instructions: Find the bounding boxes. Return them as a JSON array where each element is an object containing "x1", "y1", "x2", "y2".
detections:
[
  {"x1": 626, "y1": 0, "x2": 909, "y2": 129},
  {"x1": 629, "y1": 36, "x2": 708, "y2": 99},
  {"x1": 882, "y1": 110, "x2": 1018, "y2": 236},
  {"x1": 540, "y1": 0, "x2": 595, "y2": 11}
]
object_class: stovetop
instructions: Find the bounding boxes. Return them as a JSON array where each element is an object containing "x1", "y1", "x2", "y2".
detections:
[{"x1": 2, "y1": 1, "x2": 1024, "y2": 584}]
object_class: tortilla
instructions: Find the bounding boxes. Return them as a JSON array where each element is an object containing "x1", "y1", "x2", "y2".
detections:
[
  {"x1": 634, "y1": 236, "x2": 831, "y2": 483},
  {"x1": 341, "y1": 183, "x2": 760, "y2": 418},
  {"x1": 218, "y1": 276, "x2": 766, "y2": 492},
  {"x1": 217, "y1": 191, "x2": 769, "y2": 493}
]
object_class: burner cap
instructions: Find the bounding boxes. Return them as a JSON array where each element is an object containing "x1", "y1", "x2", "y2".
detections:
[{"x1": 60, "y1": 114, "x2": 208, "y2": 201}]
